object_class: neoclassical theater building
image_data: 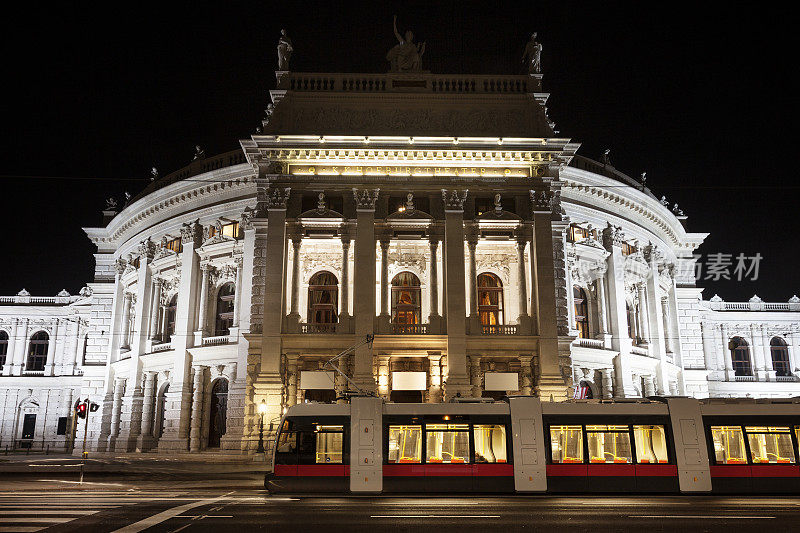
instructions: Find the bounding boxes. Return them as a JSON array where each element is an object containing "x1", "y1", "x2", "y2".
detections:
[{"x1": 2, "y1": 64, "x2": 799, "y2": 454}]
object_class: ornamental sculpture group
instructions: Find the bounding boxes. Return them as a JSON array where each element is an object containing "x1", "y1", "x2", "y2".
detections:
[{"x1": 275, "y1": 21, "x2": 543, "y2": 75}]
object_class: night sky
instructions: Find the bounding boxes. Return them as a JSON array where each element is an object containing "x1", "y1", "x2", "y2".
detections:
[{"x1": 1, "y1": 1, "x2": 795, "y2": 302}]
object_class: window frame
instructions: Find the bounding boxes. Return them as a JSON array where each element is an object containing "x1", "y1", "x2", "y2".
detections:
[
  {"x1": 729, "y1": 337, "x2": 753, "y2": 377},
  {"x1": 26, "y1": 331, "x2": 49, "y2": 371},
  {"x1": 307, "y1": 271, "x2": 339, "y2": 327},
  {"x1": 573, "y1": 285, "x2": 589, "y2": 339},
  {"x1": 0, "y1": 330, "x2": 9, "y2": 368},
  {"x1": 214, "y1": 282, "x2": 236, "y2": 336},
  {"x1": 391, "y1": 271, "x2": 422, "y2": 329},
  {"x1": 706, "y1": 420, "x2": 800, "y2": 466},
  {"x1": 477, "y1": 272, "x2": 504, "y2": 328},
  {"x1": 770, "y1": 337, "x2": 791, "y2": 377}
]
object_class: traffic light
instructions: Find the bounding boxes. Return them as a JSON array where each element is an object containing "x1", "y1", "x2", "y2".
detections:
[{"x1": 76, "y1": 402, "x2": 87, "y2": 419}]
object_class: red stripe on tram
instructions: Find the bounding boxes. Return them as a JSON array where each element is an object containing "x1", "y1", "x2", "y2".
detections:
[
  {"x1": 709, "y1": 465, "x2": 751, "y2": 477},
  {"x1": 296, "y1": 465, "x2": 347, "y2": 477},
  {"x1": 750, "y1": 465, "x2": 800, "y2": 478},
  {"x1": 635, "y1": 464, "x2": 678, "y2": 477}
]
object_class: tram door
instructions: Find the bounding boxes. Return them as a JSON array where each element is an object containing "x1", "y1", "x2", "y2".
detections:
[
  {"x1": 509, "y1": 397, "x2": 547, "y2": 492},
  {"x1": 208, "y1": 379, "x2": 228, "y2": 448},
  {"x1": 350, "y1": 397, "x2": 383, "y2": 493}
]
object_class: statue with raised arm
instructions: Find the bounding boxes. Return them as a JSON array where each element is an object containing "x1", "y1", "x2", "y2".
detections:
[
  {"x1": 522, "y1": 32, "x2": 543, "y2": 74},
  {"x1": 386, "y1": 15, "x2": 425, "y2": 72},
  {"x1": 277, "y1": 29, "x2": 293, "y2": 71}
]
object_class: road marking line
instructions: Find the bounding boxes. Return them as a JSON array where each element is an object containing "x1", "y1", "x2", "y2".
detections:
[
  {"x1": 628, "y1": 514, "x2": 775, "y2": 520},
  {"x1": 0, "y1": 518, "x2": 75, "y2": 523},
  {"x1": 110, "y1": 491, "x2": 235, "y2": 533},
  {"x1": 0, "y1": 527, "x2": 45, "y2": 532},
  {"x1": 370, "y1": 515, "x2": 500, "y2": 518},
  {"x1": 175, "y1": 516, "x2": 233, "y2": 519},
  {"x1": 0, "y1": 511, "x2": 98, "y2": 515}
]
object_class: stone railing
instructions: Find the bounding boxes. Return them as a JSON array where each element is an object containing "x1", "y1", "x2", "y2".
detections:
[
  {"x1": 300, "y1": 323, "x2": 338, "y2": 334},
  {"x1": 706, "y1": 297, "x2": 800, "y2": 312},
  {"x1": 0, "y1": 294, "x2": 81, "y2": 305},
  {"x1": 202, "y1": 335, "x2": 231, "y2": 347},
  {"x1": 734, "y1": 375, "x2": 757, "y2": 382},
  {"x1": 630, "y1": 345, "x2": 650, "y2": 356},
  {"x1": 280, "y1": 72, "x2": 539, "y2": 95},
  {"x1": 775, "y1": 375, "x2": 798, "y2": 382},
  {"x1": 575, "y1": 338, "x2": 605, "y2": 349},
  {"x1": 390, "y1": 323, "x2": 429, "y2": 335},
  {"x1": 481, "y1": 324, "x2": 518, "y2": 335},
  {"x1": 23, "y1": 370, "x2": 45, "y2": 376},
  {"x1": 151, "y1": 342, "x2": 173, "y2": 353}
]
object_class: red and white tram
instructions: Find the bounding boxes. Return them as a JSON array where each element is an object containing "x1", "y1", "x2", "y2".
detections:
[{"x1": 265, "y1": 396, "x2": 800, "y2": 494}]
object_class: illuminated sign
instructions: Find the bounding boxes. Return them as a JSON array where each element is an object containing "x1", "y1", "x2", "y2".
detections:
[{"x1": 289, "y1": 164, "x2": 529, "y2": 178}]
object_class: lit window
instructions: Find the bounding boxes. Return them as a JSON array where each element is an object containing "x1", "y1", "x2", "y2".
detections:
[
  {"x1": 222, "y1": 222, "x2": 240, "y2": 239},
  {"x1": 473, "y1": 424, "x2": 507, "y2": 463},
  {"x1": 633, "y1": 425, "x2": 669, "y2": 463},
  {"x1": 387, "y1": 425, "x2": 422, "y2": 463},
  {"x1": 307, "y1": 271, "x2": 339, "y2": 328},
  {"x1": 315, "y1": 425, "x2": 344, "y2": 464},
  {"x1": 477, "y1": 273, "x2": 504, "y2": 328},
  {"x1": 425, "y1": 423, "x2": 469, "y2": 464},
  {"x1": 391, "y1": 272, "x2": 421, "y2": 330},
  {"x1": 214, "y1": 282, "x2": 235, "y2": 336},
  {"x1": 573, "y1": 286, "x2": 589, "y2": 339},
  {"x1": 621, "y1": 242, "x2": 636, "y2": 256},
  {"x1": 710, "y1": 426, "x2": 747, "y2": 464},
  {"x1": 550, "y1": 425, "x2": 583, "y2": 463},
  {"x1": 586, "y1": 425, "x2": 632, "y2": 463},
  {"x1": 745, "y1": 426, "x2": 796, "y2": 464},
  {"x1": 165, "y1": 237, "x2": 182, "y2": 253}
]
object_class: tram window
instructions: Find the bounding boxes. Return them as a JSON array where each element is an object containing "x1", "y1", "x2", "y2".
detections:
[
  {"x1": 276, "y1": 431, "x2": 297, "y2": 454},
  {"x1": 586, "y1": 425, "x2": 632, "y2": 464},
  {"x1": 315, "y1": 425, "x2": 344, "y2": 464},
  {"x1": 388, "y1": 425, "x2": 422, "y2": 463},
  {"x1": 550, "y1": 425, "x2": 583, "y2": 464},
  {"x1": 745, "y1": 426, "x2": 796, "y2": 464},
  {"x1": 425, "y1": 424, "x2": 469, "y2": 464},
  {"x1": 710, "y1": 426, "x2": 747, "y2": 464},
  {"x1": 633, "y1": 425, "x2": 669, "y2": 464},
  {"x1": 473, "y1": 424, "x2": 507, "y2": 463}
]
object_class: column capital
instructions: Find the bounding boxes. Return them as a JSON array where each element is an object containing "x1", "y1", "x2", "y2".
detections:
[
  {"x1": 180, "y1": 220, "x2": 203, "y2": 246},
  {"x1": 602, "y1": 223, "x2": 625, "y2": 251},
  {"x1": 379, "y1": 238, "x2": 391, "y2": 251},
  {"x1": 291, "y1": 236, "x2": 303, "y2": 248},
  {"x1": 353, "y1": 188, "x2": 380, "y2": 210},
  {"x1": 265, "y1": 187, "x2": 291, "y2": 210},
  {"x1": 341, "y1": 235, "x2": 352, "y2": 247},
  {"x1": 441, "y1": 189, "x2": 468, "y2": 211},
  {"x1": 138, "y1": 238, "x2": 156, "y2": 262},
  {"x1": 428, "y1": 235, "x2": 440, "y2": 247},
  {"x1": 114, "y1": 257, "x2": 128, "y2": 276}
]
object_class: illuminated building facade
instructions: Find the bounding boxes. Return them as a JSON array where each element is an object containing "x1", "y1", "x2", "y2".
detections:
[{"x1": 1, "y1": 69, "x2": 799, "y2": 454}]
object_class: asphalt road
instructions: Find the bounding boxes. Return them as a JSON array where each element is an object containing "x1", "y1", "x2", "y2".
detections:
[{"x1": 1, "y1": 475, "x2": 799, "y2": 532}]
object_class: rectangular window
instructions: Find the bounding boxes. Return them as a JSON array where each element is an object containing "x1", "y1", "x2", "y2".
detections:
[
  {"x1": 388, "y1": 425, "x2": 422, "y2": 463},
  {"x1": 425, "y1": 423, "x2": 469, "y2": 463},
  {"x1": 745, "y1": 426, "x2": 796, "y2": 464},
  {"x1": 473, "y1": 424, "x2": 507, "y2": 463},
  {"x1": 710, "y1": 426, "x2": 747, "y2": 464},
  {"x1": 550, "y1": 425, "x2": 584, "y2": 463},
  {"x1": 56, "y1": 417, "x2": 68, "y2": 436},
  {"x1": 165, "y1": 237, "x2": 182, "y2": 253},
  {"x1": 633, "y1": 425, "x2": 669, "y2": 463},
  {"x1": 586, "y1": 425, "x2": 632, "y2": 463},
  {"x1": 315, "y1": 425, "x2": 344, "y2": 464},
  {"x1": 222, "y1": 222, "x2": 240, "y2": 239}
]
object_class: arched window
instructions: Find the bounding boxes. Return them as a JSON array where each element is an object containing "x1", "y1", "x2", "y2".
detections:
[
  {"x1": 477, "y1": 273, "x2": 504, "y2": 327},
  {"x1": 26, "y1": 331, "x2": 49, "y2": 372},
  {"x1": 770, "y1": 337, "x2": 791, "y2": 377},
  {"x1": 214, "y1": 283, "x2": 236, "y2": 336},
  {"x1": 391, "y1": 272, "x2": 421, "y2": 330},
  {"x1": 0, "y1": 331, "x2": 8, "y2": 368},
  {"x1": 573, "y1": 286, "x2": 589, "y2": 339},
  {"x1": 165, "y1": 294, "x2": 178, "y2": 342},
  {"x1": 308, "y1": 271, "x2": 339, "y2": 328},
  {"x1": 730, "y1": 337, "x2": 752, "y2": 376}
]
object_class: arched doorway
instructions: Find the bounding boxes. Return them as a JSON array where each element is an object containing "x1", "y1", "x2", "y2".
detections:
[
  {"x1": 155, "y1": 383, "x2": 169, "y2": 439},
  {"x1": 208, "y1": 379, "x2": 228, "y2": 448},
  {"x1": 391, "y1": 272, "x2": 421, "y2": 332}
]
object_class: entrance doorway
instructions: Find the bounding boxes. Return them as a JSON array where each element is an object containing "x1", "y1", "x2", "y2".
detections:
[
  {"x1": 390, "y1": 390, "x2": 423, "y2": 403},
  {"x1": 208, "y1": 379, "x2": 228, "y2": 448},
  {"x1": 155, "y1": 383, "x2": 169, "y2": 439},
  {"x1": 21, "y1": 414, "x2": 36, "y2": 440}
]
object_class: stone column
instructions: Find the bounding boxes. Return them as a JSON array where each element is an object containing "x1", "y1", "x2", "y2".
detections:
[
  {"x1": 352, "y1": 188, "x2": 379, "y2": 391},
  {"x1": 70, "y1": 321, "x2": 82, "y2": 371},
  {"x1": 137, "y1": 372, "x2": 157, "y2": 450},
  {"x1": 601, "y1": 225, "x2": 636, "y2": 396},
  {"x1": 519, "y1": 355, "x2": 533, "y2": 395},
  {"x1": 636, "y1": 284, "x2": 650, "y2": 345},
  {"x1": 107, "y1": 378, "x2": 125, "y2": 450},
  {"x1": 644, "y1": 251, "x2": 666, "y2": 393},
  {"x1": 701, "y1": 322, "x2": 718, "y2": 372},
  {"x1": 232, "y1": 257, "x2": 243, "y2": 328},
  {"x1": 428, "y1": 355, "x2": 442, "y2": 402},
  {"x1": 45, "y1": 319, "x2": 59, "y2": 376},
  {"x1": 379, "y1": 238, "x2": 391, "y2": 318},
  {"x1": 158, "y1": 220, "x2": 203, "y2": 453},
  {"x1": 600, "y1": 368, "x2": 614, "y2": 399},
  {"x1": 442, "y1": 189, "x2": 471, "y2": 398},
  {"x1": 428, "y1": 238, "x2": 440, "y2": 319},
  {"x1": 196, "y1": 263, "x2": 211, "y2": 339},
  {"x1": 530, "y1": 183, "x2": 567, "y2": 398},
  {"x1": 289, "y1": 238, "x2": 302, "y2": 317},
  {"x1": 516, "y1": 239, "x2": 529, "y2": 325},
  {"x1": 189, "y1": 366, "x2": 206, "y2": 452},
  {"x1": 120, "y1": 293, "x2": 133, "y2": 349},
  {"x1": 467, "y1": 237, "x2": 478, "y2": 320},
  {"x1": 643, "y1": 376, "x2": 656, "y2": 397},
  {"x1": 468, "y1": 355, "x2": 482, "y2": 398},
  {"x1": 149, "y1": 278, "x2": 163, "y2": 341},
  {"x1": 340, "y1": 237, "x2": 351, "y2": 319},
  {"x1": 595, "y1": 269, "x2": 612, "y2": 347},
  {"x1": 661, "y1": 297, "x2": 673, "y2": 354},
  {"x1": 287, "y1": 361, "x2": 298, "y2": 407},
  {"x1": 720, "y1": 324, "x2": 734, "y2": 379}
]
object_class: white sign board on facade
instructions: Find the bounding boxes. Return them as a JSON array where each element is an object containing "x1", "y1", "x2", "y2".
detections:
[
  {"x1": 391, "y1": 371, "x2": 427, "y2": 391},
  {"x1": 484, "y1": 372, "x2": 519, "y2": 391},
  {"x1": 299, "y1": 371, "x2": 336, "y2": 390}
]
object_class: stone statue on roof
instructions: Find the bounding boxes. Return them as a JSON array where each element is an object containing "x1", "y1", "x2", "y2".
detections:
[
  {"x1": 387, "y1": 15, "x2": 425, "y2": 72},
  {"x1": 522, "y1": 32, "x2": 542, "y2": 74},
  {"x1": 277, "y1": 29, "x2": 293, "y2": 71}
]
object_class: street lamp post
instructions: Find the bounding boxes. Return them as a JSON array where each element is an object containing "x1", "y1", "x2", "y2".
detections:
[{"x1": 256, "y1": 399, "x2": 267, "y2": 454}]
